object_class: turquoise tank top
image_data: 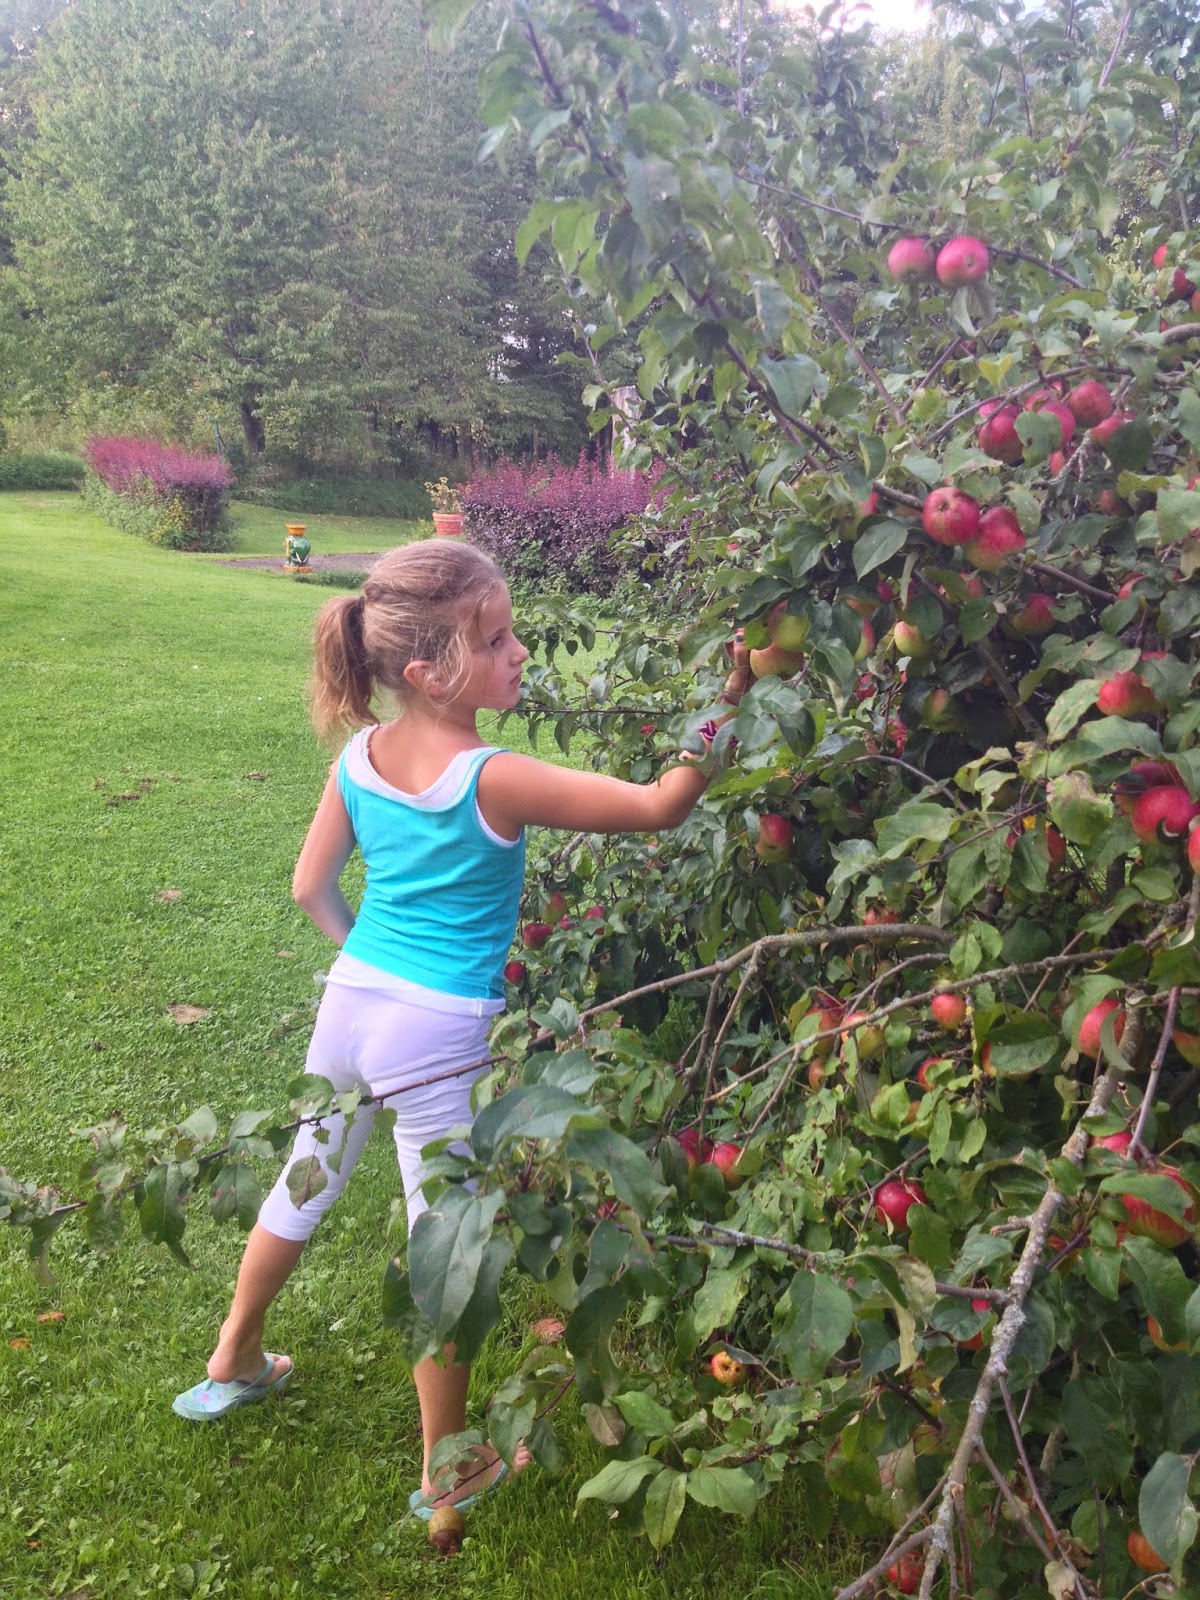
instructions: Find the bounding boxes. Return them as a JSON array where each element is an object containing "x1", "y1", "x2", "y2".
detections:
[{"x1": 337, "y1": 730, "x2": 525, "y2": 1002}]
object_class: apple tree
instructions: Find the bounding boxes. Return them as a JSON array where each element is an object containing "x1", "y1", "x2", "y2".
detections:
[{"x1": 6, "y1": 0, "x2": 1200, "y2": 1594}]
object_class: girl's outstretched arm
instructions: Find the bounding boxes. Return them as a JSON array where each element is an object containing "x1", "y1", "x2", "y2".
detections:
[
  {"x1": 292, "y1": 765, "x2": 358, "y2": 944},
  {"x1": 478, "y1": 642, "x2": 751, "y2": 839}
]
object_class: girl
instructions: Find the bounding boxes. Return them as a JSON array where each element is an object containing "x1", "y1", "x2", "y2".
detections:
[{"x1": 173, "y1": 539, "x2": 749, "y2": 1516}]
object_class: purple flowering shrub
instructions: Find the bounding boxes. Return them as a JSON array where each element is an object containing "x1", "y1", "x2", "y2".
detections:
[
  {"x1": 82, "y1": 436, "x2": 236, "y2": 550},
  {"x1": 462, "y1": 455, "x2": 671, "y2": 593}
]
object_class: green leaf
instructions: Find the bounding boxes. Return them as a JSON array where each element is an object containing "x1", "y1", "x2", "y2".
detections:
[
  {"x1": 1097, "y1": 417, "x2": 1154, "y2": 474},
  {"x1": 1048, "y1": 770, "x2": 1112, "y2": 844},
  {"x1": 691, "y1": 1267, "x2": 747, "y2": 1341},
  {"x1": 1156, "y1": 488, "x2": 1200, "y2": 542},
  {"x1": 685, "y1": 1466, "x2": 761, "y2": 1516},
  {"x1": 853, "y1": 518, "x2": 909, "y2": 578},
  {"x1": 408, "y1": 1187, "x2": 504, "y2": 1337},
  {"x1": 576, "y1": 1455, "x2": 661, "y2": 1506},
  {"x1": 447, "y1": 1232, "x2": 514, "y2": 1365},
  {"x1": 568, "y1": 1127, "x2": 666, "y2": 1215},
  {"x1": 515, "y1": 200, "x2": 563, "y2": 269},
  {"x1": 614, "y1": 1389, "x2": 677, "y2": 1438},
  {"x1": 642, "y1": 1466, "x2": 686, "y2": 1551},
  {"x1": 776, "y1": 1270, "x2": 854, "y2": 1380},
  {"x1": 1122, "y1": 1235, "x2": 1193, "y2": 1344},
  {"x1": 1178, "y1": 388, "x2": 1200, "y2": 454},
  {"x1": 136, "y1": 1161, "x2": 191, "y2": 1266},
  {"x1": 1045, "y1": 680, "x2": 1100, "y2": 743},
  {"x1": 421, "y1": 0, "x2": 476, "y2": 48},
  {"x1": 380, "y1": 1260, "x2": 439, "y2": 1367},
  {"x1": 470, "y1": 1084, "x2": 599, "y2": 1162},
  {"x1": 1140, "y1": 1452, "x2": 1198, "y2": 1572},
  {"x1": 285, "y1": 1155, "x2": 327, "y2": 1209},
  {"x1": 208, "y1": 1163, "x2": 261, "y2": 1231},
  {"x1": 876, "y1": 802, "x2": 958, "y2": 860},
  {"x1": 758, "y1": 355, "x2": 821, "y2": 418},
  {"x1": 567, "y1": 1284, "x2": 625, "y2": 1403}
]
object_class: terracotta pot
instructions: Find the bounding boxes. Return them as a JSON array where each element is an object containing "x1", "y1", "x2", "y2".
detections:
[{"x1": 432, "y1": 511, "x2": 465, "y2": 538}]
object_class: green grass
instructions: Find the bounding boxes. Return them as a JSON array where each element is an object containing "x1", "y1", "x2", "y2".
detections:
[
  {"x1": 215, "y1": 500, "x2": 428, "y2": 557},
  {"x1": 0, "y1": 493, "x2": 859, "y2": 1600}
]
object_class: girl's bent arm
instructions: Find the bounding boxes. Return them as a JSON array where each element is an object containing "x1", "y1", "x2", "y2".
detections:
[
  {"x1": 478, "y1": 752, "x2": 711, "y2": 838},
  {"x1": 292, "y1": 767, "x2": 358, "y2": 944}
]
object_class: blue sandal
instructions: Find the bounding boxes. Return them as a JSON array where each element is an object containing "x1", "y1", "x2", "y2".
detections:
[
  {"x1": 172, "y1": 1353, "x2": 292, "y2": 1421},
  {"x1": 408, "y1": 1460, "x2": 509, "y2": 1520}
]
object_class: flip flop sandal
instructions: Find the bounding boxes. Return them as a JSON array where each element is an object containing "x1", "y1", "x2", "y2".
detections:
[
  {"x1": 408, "y1": 1461, "x2": 509, "y2": 1521},
  {"x1": 172, "y1": 1353, "x2": 292, "y2": 1421}
]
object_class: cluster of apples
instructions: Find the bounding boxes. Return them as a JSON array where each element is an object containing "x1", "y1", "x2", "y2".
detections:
[
  {"x1": 885, "y1": 233, "x2": 990, "y2": 290},
  {"x1": 677, "y1": 1126, "x2": 745, "y2": 1188}
]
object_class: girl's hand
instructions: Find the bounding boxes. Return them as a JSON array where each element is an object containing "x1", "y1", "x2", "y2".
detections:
[{"x1": 722, "y1": 630, "x2": 751, "y2": 706}]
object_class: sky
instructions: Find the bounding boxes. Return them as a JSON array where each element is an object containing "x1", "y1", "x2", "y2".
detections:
[{"x1": 860, "y1": 0, "x2": 930, "y2": 29}]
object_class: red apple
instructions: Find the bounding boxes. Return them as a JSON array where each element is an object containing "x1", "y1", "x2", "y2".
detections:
[
  {"x1": 1096, "y1": 671, "x2": 1161, "y2": 717},
  {"x1": 1090, "y1": 411, "x2": 1137, "y2": 451},
  {"x1": 892, "y1": 620, "x2": 930, "y2": 659},
  {"x1": 1038, "y1": 399, "x2": 1077, "y2": 448},
  {"x1": 521, "y1": 922, "x2": 553, "y2": 949},
  {"x1": 922, "y1": 486, "x2": 980, "y2": 546},
  {"x1": 1046, "y1": 826, "x2": 1067, "y2": 869},
  {"x1": 1147, "y1": 1314, "x2": 1187, "y2": 1352},
  {"x1": 963, "y1": 506, "x2": 1026, "y2": 571},
  {"x1": 1130, "y1": 785, "x2": 1199, "y2": 844},
  {"x1": 930, "y1": 991, "x2": 967, "y2": 1031},
  {"x1": 1172, "y1": 1027, "x2": 1200, "y2": 1067},
  {"x1": 1114, "y1": 758, "x2": 1186, "y2": 814},
  {"x1": 768, "y1": 599, "x2": 810, "y2": 653},
  {"x1": 1127, "y1": 1530, "x2": 1168, "y2": 1574},
  {"x1": 873, "y1": 1178, "x2": 928, "y2": 1230},
  {"x1": 583, "y1": 904, "x2": 605, "y2": 921},
  {"x1": 710, "y1": 1141, "x2": 744, "y2": 1188},
  {"x1": 1010, "y1": 593, "x2": 1056, "y2": 636},
  {"x1": 1121, "y1": 1164, "x2": 1195, "y2": 1248},
  {"x1": 676, "y1": 1127, "x2": 714, "y2": 1170},
  {"x1": 1095, "y1": 1130, "x2": 1132, "y2": 1156},
  {"x1": 755, "y1": 813, "x2": 793, "y2": 863},
  {"x1": 1078, "y1": 997, "x2": 1125, "y2": 1058},
  {"x1": 978, "y1": 405, "x2": 1024, "y2": 464},
  {"x1": 886, "y1": 1552, "x2": 924, "y2": 1594},
  {"x1": 545, "y1": 890, "x2": 568, "y2": 921},
  {"x1": 503, "y1": 959, "x2": 527, "y2": 985},
  {"x1": 841, "y1": 1011, "x2": 886, "y2": 1060},
  {"x1": 915, "y1": 1057, "x2": 949, "y2": 1090},
  {"x1": 887, "y1": 237, "x2": 936, "y2": 282},
  {"x1": 749, "y1": 641, "x2": 805, "y2": 680},
  {"x1": 936, "y1": 235, "x2": 989, "y2": 287},
  {"x1": 1066, "y1": 380, "x2": 1114, "y2": 426},
  {"x1": 709, "y1": 1349, "x2": 746, "y2": 1386}
]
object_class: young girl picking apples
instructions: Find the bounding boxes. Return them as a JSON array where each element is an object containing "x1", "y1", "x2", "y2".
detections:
[{"x1": 173, "y1": 540, "x2": 749, "y2": 1517}]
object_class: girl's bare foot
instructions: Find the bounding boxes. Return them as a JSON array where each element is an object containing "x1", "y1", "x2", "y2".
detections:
[
  {"x1": 421, "y1": 1442, "x2": 533, "y2": 1508},
  {"x1": 207, "y1": 1327, "x2": 292, "y2": 1388}
]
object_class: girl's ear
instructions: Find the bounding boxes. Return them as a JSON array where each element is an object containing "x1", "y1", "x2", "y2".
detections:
[{"x1": 403, "y1": 659, "x2": 444, "y2": 699}]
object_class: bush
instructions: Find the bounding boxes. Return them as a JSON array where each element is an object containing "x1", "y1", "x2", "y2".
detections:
[
  {"x1": 0, "y1": 451, "x2": 85, "y2": 491},
  {"x1": 236, "y1": 472, "x2": 432, "y2": 520},
  {"x1": 82, "y1": 436, "x2": 235, "y2": 551},
  {"x1": 462, "y1": 454, "x2": 668, "y2": 593}
]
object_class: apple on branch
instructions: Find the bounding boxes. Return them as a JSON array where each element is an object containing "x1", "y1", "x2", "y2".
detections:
[
  {"x1": 936, "y1": 235, "x2": 989, "y2": 287},
  {"x1": 886, "y1": 236, "x2": 936, "y2": 282},
  {"x1": 873, "y1": 1178, "x2": 928, "y2": 1231}
]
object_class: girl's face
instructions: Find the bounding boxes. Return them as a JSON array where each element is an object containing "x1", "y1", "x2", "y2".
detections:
[{"x1": 463, "y1": 585, "x2": 528, "y2": 711}]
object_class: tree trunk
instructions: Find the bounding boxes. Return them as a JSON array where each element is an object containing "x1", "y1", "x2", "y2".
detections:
[{"x1": 240, "y1": 394, "x2": 266, "y2": 456}]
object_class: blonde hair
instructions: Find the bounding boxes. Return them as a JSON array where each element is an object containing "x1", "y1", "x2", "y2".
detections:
[{"x1": 309, "y1": 541, "x2": 505, "y2": 741}]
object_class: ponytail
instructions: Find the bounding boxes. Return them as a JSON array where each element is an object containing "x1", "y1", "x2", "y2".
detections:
[{"x1": 310, "y1": 593, "x2": 375, "y2": 743}]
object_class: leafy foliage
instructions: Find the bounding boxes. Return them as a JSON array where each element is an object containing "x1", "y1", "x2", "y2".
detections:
[
  {"x1": 463, "y1": 454, "x2": 667, "y2": 592},
  {"x1": 82, "y1": 434, "x2": 234, "y2": 550},
  {"x1": 0, "y1": 448, "x2": 82, "y2": 489},
  {"x1": 7, "y1": 0, "x2": 1200, "y2": 1594}
]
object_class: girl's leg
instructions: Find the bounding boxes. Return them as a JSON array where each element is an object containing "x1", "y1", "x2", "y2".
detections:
[
  {"x1": 207, "y1": 1226, "x2": 306, "y2": 1384},
  {"x1": 359, "y1": 997, "x2": 531, "y2": 1502},
  {"x1": 201, "y1": 982, "x2": 373, "y2": 1384}
]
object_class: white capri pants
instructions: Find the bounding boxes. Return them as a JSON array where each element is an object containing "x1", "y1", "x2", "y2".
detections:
[{"x1": 256, "y1": 975, "x2": 494, "y2": 1241}]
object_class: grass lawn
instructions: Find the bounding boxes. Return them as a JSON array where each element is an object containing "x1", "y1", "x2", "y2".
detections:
[
  {"x1": 0, "y1": 493, "x2": 858, "y2": 1599},
  {"x1": 214, "y1": 501, "x2": 427, "y2": 558}
]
